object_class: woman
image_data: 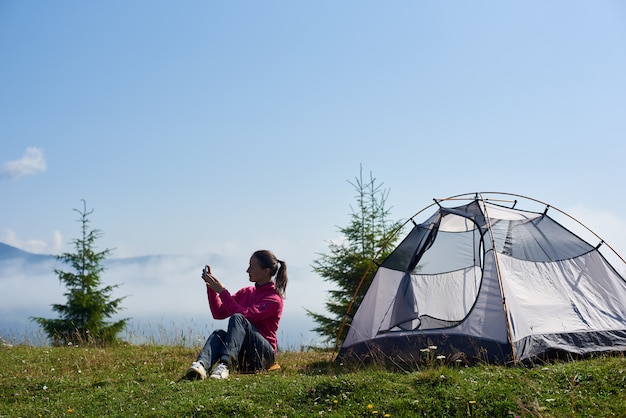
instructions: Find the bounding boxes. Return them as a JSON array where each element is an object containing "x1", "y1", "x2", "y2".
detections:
[{"x1": 186, "y1": 250, "x2": 287, "y2": 380}]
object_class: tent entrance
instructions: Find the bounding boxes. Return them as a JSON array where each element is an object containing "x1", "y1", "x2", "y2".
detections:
[{"x1": 383, "y1": 209, "x2": 485, "y2": 333}]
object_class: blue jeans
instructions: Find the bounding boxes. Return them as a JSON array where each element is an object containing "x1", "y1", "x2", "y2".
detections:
[{"x1": 196, "y1": 313, "x2": 275, "y2": 373}]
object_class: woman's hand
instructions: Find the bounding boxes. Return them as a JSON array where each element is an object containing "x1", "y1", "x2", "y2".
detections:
[{"x1": 202, "y1": 265, "x2": 226, "y2": 293}]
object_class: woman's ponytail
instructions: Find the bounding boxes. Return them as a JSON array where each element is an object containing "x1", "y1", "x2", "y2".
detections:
[{"x1": 275, "y1": 260, "x2": 288, "y2": 299}]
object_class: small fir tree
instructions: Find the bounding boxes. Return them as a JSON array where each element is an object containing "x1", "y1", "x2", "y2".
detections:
[
  {"x1": 32, "y1": 200, "x2": 128, "y2": 346},
  {"x1": 306, "y1": 168, "x2": 402, "y2": 346}
]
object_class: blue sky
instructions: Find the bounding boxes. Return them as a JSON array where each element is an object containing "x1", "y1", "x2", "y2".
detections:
[{"x1": 2, "y1": 1, "x2": 626, "y2": 346}]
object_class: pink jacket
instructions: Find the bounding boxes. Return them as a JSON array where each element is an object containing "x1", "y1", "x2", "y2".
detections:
[{"x1": 207, "y1": 282, "x2": 283, "y2": 352}]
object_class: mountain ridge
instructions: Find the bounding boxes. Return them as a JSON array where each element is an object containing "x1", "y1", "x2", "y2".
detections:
[
  {"x1": 0, "y1": 242, "x2": 225, "y2": 269},
  {"x1": 0, "y1": 242, "x2": 192, "y2": 265},
  {"x1": 0, "y1": 242, "x2": 54, "y2": 263}
]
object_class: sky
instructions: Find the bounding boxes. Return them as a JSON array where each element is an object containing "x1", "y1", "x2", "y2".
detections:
[{"x1": 2, "y1": 1, "x2": 626, "y2": 347}]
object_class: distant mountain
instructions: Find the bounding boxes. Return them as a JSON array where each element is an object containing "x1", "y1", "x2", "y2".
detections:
[
  {"x1": 0, "y1": 243, "x2": 55, "y2": 263},
  {"x1": 0, "y1": 242, "x2": 213, "y2": 267}
]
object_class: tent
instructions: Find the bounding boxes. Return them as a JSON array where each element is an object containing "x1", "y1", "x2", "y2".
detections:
[{"x1": 337, "y1": 193, "x2": 626, "y2": 365}]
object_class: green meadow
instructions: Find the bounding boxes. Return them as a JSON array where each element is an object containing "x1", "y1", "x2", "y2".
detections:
[{"x1": 1, "y1": 344, "x2": 624, "y2": 417}]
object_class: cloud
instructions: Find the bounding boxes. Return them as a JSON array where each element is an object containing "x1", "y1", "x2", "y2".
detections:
[
  {"x1": 1, "y1": 147, "x2": 47, "y2": 180},
  {"x1": 2, "y1": 229, "x2": 63, "y2": 255},
  {"x1": 52, "y1": 231, "x2": 64, "y2": 254}
]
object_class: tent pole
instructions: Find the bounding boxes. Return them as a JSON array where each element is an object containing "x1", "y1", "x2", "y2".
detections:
[
  {"x1": 478, "y1": 193, "x2": 519, "y2": 365},
  {"x1": 479, "y1": 192, "x2": 625, "y2": 265}
]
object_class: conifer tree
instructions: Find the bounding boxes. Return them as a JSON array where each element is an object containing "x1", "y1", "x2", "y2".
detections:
[
  {"x1": 307, "y1": 168, "x2": 402, "y2": 346},
  {"x1": 32, "y1": 200, "x2": 128, "y2": 346}
]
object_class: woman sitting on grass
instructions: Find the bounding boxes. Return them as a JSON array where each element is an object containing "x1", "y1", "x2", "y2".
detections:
[{"x1": 186, "y1": 249, "x2": 287, "y2": 380}]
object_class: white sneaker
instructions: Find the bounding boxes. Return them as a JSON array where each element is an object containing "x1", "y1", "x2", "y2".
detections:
[
  {"x1": 210, "y1": 362, "x2": 230, "y2": 379},
  {"x1": 186, "y1": 361, "x2": 207, "y2": 380}
]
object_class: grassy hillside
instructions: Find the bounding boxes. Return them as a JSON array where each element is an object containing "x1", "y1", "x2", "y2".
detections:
[{"x1": 1, "y1": 345, "x2": 624, "y2": 417}]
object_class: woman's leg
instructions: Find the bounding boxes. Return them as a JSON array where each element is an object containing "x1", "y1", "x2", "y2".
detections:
[
  {"x1": 196, "y1": 329, "x2": 227, "y2": 370},
  {"x1": 221, "y1": 313, "x2": 275, "y2": 372}
]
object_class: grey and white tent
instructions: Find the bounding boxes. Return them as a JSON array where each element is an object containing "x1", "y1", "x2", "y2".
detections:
[{"x1": 337, "y1": 193, "x2": 626, "y2": 365}]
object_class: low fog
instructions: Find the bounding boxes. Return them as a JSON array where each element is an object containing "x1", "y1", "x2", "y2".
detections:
[{"x1": 0, "y1": 252, "x2": 332, "y2": 350}]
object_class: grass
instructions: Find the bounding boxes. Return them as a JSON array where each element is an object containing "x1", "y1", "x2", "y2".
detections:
[{"x1": 1, "y1": 344, "x2": 625, "y2": 417}]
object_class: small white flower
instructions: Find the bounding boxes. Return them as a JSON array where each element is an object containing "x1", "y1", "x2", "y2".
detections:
[
  {"x1": 428, "y1": 345, "x2": 438, "y2": 350},
  {"x1": 43, "y1": 385, "x2": 48, "y2": 391},
  {"x1": 436, "y1": 355, "x2": 446, "y2": 360}
]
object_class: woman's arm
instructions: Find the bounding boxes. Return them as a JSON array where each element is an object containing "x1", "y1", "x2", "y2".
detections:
[
  {"x1": 202, "y1": 265, "x2": 230, "y2": 319},
  {"x1": 218, "y1": 289, "x2": 282, "y2": 322}
]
